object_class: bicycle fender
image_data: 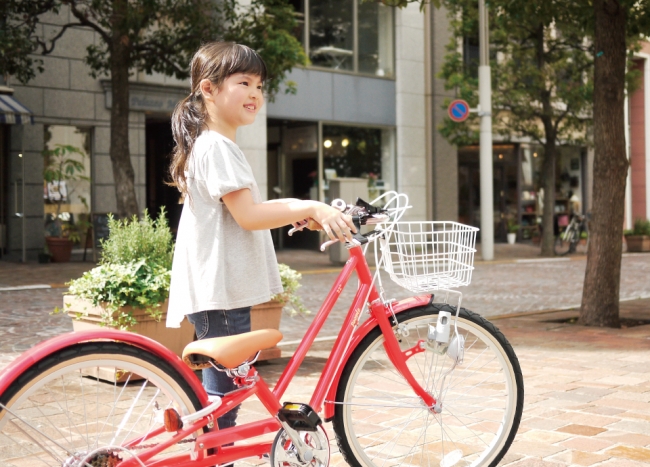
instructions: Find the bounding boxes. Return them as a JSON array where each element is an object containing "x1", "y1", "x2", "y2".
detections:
[
  {"x1": 322, "y1": 294, "x2": 433, "y2": 421},
  {"x1": 0, "y1": 329, "x2": 210, "y2": 407}
]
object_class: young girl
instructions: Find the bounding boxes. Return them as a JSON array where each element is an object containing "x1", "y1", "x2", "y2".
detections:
[{"x1": 166, "y1": 42, "x2": 355, "y2": 432}]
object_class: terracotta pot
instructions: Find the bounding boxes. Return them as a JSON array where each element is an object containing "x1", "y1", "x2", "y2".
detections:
[
  {"x1": 250, "y1": 300, "x2": 284, "y2": 361},
  {"x1": 45, "y1": 236, "x2": 73, "y2": 262},
  {"x1": 625, "y1": 235, "x2": 650, "y2": 252}
]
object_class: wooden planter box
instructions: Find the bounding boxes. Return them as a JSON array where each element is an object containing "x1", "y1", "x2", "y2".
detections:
[
  {"x1": 251, "y1": 300, "x2": 283, "y2": 361},
  {"x1": 64, "y1": 295, "x2": 194, "y2": 357},
  {"x1": 626, "y1": 235, "x2": 650, "y2": 252},
  {"x1": 65, "y1": 295, "x2": 284, "y2": 372}
]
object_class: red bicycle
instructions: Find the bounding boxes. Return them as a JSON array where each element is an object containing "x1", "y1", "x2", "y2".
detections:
[{"x1": 0, "y1": 193, "x2": 523, "y2": 467}]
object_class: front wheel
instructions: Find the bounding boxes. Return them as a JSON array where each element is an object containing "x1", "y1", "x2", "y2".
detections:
[
  {"x1": 332, "y1": 304, "x2": 524, "y2": 467},
  {"x1": 0, "y1": 341, "x2": 206, "y2": 465}
]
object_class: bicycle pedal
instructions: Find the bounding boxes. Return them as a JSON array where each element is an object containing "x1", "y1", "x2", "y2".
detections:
[{"x1": 277, "y1": 402, "x2": 321, "y2": 432}]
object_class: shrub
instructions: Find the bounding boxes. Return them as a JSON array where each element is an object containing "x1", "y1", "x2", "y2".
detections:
[
  {"x1": 66, "y1": 260, "x2": 171, "y2": 329},
  {"x1": 624, "y1": 218, "x2": 650, "y2": 236},
  {"x1": 60, "y1": 208, "x2": 174, "y2": 329},
  {"x1": 100, "y1": 208, "x2": 174, "y2": 269}
]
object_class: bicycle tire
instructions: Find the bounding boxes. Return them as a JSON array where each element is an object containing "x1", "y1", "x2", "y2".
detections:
[
  {"x1": 554, "y1": 227, "x2": 578, "y2": 256},
  {"x1": 0, "y1": 341, "x2": 206, "y2": 465},
  {"x1": 332, "y1": 304, "x2": 524, "y2": 467}
]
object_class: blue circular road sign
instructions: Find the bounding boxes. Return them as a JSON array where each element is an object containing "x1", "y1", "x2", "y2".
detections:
[{"x1": 448, "y1": 99, "x2": 470, "y2": 122}]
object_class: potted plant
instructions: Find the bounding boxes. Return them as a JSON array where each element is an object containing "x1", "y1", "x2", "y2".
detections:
[
  {"x1": 57, "y1": 209, "x2": 196, "y2": 359},
  {"x1": 58, "y1": 208, "x2": 308, "y2": 362},
  {"x1": 251, "y1": 263, "x2": 309, "y2": 360},
  {"x1": 43, "y1": 144, "x2": 90, "y2": 262},
  {"x1": 624, "y1": 218, "x2": 650, "y2": 252},
  {"x1": 507, "y1": 219, "x2": 520, "y2": 245}
]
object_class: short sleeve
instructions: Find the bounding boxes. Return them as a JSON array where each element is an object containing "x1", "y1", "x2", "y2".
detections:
[{"x1": 194, "y1": 135, "x2": 255, "y2": 202}]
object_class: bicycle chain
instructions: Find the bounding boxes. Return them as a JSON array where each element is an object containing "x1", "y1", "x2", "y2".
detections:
[{"x1": 130, "y1": 437, "x2": 197, "y2": 451}]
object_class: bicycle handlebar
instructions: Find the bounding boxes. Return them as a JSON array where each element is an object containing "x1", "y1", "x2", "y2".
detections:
[{"x1": 288, "y1": 192, "x2": 411, "y2": 251}]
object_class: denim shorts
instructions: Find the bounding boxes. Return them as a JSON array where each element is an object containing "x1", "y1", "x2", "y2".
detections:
[{"x1": 186, "y1": 306, "x2": 251, "y2": 430}]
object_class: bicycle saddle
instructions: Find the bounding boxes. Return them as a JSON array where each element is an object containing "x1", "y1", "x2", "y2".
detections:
[{"x1": 182, "y1": 329, "x2": 283, "y2": 370}]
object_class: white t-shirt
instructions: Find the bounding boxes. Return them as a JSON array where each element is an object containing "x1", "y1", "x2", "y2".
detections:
[{"x1": 166, "y1": 130, "x2": 283, "y2": 328}]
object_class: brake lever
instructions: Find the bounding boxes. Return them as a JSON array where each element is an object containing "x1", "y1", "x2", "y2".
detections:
[{"x1": 288, "y1": 219, "x2": 309, "y2": 236}]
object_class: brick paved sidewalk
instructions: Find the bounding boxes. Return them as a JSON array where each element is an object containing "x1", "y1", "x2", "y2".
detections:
[
  {"x1": 1, "y1": 288, "x2": 649, "y2": 466},
  {"x1": 248, "y1": 300, "x2": 650, "y2": 467}
]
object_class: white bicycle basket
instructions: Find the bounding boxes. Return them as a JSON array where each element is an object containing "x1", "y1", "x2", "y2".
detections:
[{"x1": 380, "y1": 221, "x2": 478, "y2": 293}]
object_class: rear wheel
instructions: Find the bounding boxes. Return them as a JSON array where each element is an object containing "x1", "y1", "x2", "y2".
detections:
[
  {"x1": 555, "y1": 226, "x2": 578, "y2": 255},
  {"x1": 332, "y1": 305, "x2": 524, "y2": 467},
  {"x1": 0, "y1": 341, "x2": 206, "y2": 465}
]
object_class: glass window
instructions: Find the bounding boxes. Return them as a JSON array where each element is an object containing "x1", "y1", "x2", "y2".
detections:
[
  {"x1": 358, "y1": 1, "x2": 394, "y2": 76},
  {"x1": 309, "y1": 0, "x2": 354, "y2": 71},
  {"x1": 302, "y1": 0, "x2": 394, "y2": 76},
  {"x1": 322, "y1": 125, "x2": 394, "y2": 202},
  {"x1": 43, "y1": 126, "x2": 92, "y2": 242}
]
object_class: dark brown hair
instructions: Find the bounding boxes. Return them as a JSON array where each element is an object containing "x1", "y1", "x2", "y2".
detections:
[{"x1": 169, "y1": 42, "x2": 267, "y2": 194}]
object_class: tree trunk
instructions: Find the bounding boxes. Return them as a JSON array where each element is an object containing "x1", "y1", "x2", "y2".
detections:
[
  {"x1": 579, "y1": 0, "x2": 628, "y2": 327},
  {"x1": 109, "y1": 0, "x2": 139, "y2": 218},
  {"x1": 540, "y1": 137, "x2": 556, "y2": 257}
]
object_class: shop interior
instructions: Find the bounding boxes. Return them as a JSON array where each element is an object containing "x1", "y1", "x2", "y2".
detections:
[
  {"x1": 458, "y1": 143, "x2": 587, "y2": 243},
  {"x1": 267, "y1": 119, "x2": 394, "y2": 249}
]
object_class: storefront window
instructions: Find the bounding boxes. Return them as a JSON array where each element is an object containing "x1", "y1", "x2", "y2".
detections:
[
  {"x1": 323, "y1": 125, "x2": 394, "y2": 202},
  {"x1": 43, "y1": 125, "x2": 92, "y2": 241}
]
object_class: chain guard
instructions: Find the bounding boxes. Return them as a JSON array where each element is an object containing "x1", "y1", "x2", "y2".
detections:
[{"x1": 270, "y1": 425, "x2": 330, "y2": 467}]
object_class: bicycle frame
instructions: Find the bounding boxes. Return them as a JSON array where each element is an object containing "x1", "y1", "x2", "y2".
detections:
[{"x1": 0, "y1": 245, "x2": 438, "y2": 467}]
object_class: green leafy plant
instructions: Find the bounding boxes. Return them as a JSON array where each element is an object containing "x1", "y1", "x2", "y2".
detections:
[
  {"x1": 507, "y1": 218, "x2": 520, "y2": 234},
  {"x1": 624, "y1": 218, "x2": 650, "y2": 237},
  {"x1": 65, "y1": 260, "x2": 171, "y2": 330},
  {"x1": 58, "y1": 208, "x2": 175, "y2": 329},
  {"x1": 100, "y1": 209, "x2": 174, "y2": 270},
  {"x1": 271, "y1": 263, "x2": 310, "y2": 316},
  {"x1": 43, "y1": 144, "x2": 90, "y2": 239}
]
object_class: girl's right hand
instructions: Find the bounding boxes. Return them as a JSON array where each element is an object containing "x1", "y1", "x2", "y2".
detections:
[{"x1": 309, "y1": 202, "x2": 357, "y2": 243}]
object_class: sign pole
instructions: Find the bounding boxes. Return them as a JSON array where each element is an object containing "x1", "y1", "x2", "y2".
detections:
[{"x1": 478, "y1": 0, "x2": 494, "y2": 261}]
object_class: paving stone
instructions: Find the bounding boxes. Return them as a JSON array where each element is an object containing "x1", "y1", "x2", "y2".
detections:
[
  {"x1": 559, "y1": 436, "x2": 615, "y2": 452},
  {"x1": 557, "y1": 424, "x2": 607, "y2": 436},
  {"x1": 602, "y1": 445, "x2": 650, "y2": 462},
  {"x1": 547, "y1": 449, "x2": 609, "y2": 466}
]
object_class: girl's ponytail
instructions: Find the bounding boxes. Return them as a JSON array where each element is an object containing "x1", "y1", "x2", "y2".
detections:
[
  {"x1": 170, "y1": 93, "x2": 205, "y2": 194},
  {"x1": 169, "y1": 42, "x2": 267, "y2": 195}
]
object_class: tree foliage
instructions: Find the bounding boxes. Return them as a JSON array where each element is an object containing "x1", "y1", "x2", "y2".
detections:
[
  {"x1": 437, "y1": 0, "x2": 595, "y2": 255},
  {"x1": 3, "y1": 0, "x2": 306, "y2": 217},
  {"x1": 0, "y1": 0, "x2": 58, "y2": 83}
]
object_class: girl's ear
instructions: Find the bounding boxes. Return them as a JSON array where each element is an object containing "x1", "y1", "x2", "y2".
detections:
[{"x1": 199, "y1": 79, "x2": 217, "y2": 100}]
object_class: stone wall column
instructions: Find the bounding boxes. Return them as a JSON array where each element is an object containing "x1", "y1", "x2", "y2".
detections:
[
  {"x1": 395, "y1": 4, "x2": 427, "y2": 221},
  {"x1": 237, "y1": 105, "x2": 268, "y2": 200}
]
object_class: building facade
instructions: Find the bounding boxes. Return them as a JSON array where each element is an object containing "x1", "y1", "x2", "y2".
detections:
[
  {"x1": 1, "y1": 2, "x2": 459, "y2": 260},
  {"x1": 626, "y1": 41, "x2": 650, "y2": 229}
]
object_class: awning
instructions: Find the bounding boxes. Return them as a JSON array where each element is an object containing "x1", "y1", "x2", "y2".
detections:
[{"x1": 0, "y1": 94, "x2": 34, "y2": 124}]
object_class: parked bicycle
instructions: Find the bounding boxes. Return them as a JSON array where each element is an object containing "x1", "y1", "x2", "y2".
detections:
[
  {"x1": 554, "y1": 212, "x2": 589, "y2": 256},
  {"x1": 0, "y1": 192, "x2": 523, "y2": 467}
]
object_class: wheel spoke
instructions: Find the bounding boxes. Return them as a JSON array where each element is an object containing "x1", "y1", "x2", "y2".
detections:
[
  {"x1": 333, "y1": 308, "x2": 522, "y2": 467},
  {"x1": 0, "y1": 343, "x2": 203, "y2": 464}
]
